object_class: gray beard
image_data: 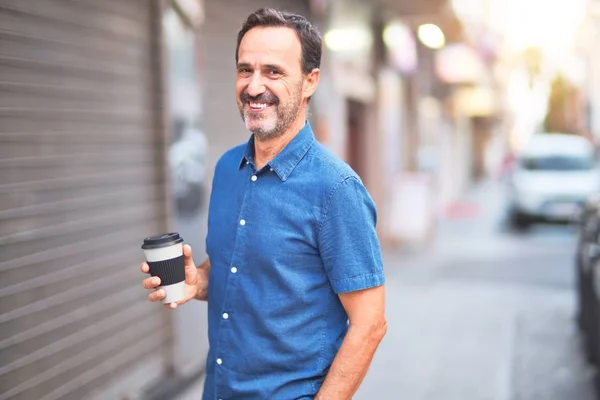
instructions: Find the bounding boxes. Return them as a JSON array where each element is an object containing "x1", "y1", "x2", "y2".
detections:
[
  {"x1": 253, "y1": 106, "x2": 299, "y2": 141},
  {"x1": 239, "y1": 91, "x2": 303, "y2": 141}
]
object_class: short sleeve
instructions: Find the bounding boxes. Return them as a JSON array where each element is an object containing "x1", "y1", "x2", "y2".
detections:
[{"x1": 318, "y1": 177, "x2": 385, "y2": 294}]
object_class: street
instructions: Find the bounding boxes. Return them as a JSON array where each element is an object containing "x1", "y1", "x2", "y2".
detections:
[
  {"x1": 355, "y1": 181, "x2": 597, "y2": 400},
  {"x1": 4, "y1": 1, "x2": 600, "y2": 399}
]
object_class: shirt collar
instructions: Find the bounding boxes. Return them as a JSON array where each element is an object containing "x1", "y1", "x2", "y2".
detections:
[{"x1": 239, "y1": 122, "x2": 315, "y2": 181}]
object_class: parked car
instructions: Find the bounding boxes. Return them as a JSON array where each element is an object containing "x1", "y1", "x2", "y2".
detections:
[
  {"x1": 575, "y1": 194, "x2": 600, "y2": 363},
  {"x1": 506, "y1": 133, "x2": 600, "y2": 230}
]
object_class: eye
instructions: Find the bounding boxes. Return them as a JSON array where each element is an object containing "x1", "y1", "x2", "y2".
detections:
[
  {"x1": 267, "y1": 69, "x2": 282, "y2": 78},
  {"x1": 238, "y1": 68, "x2": 252, "y2": 76}
]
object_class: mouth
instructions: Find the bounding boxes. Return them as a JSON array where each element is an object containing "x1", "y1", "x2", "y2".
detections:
[{"x1": 247, "y1": 101, "x2": 274, "y2": 113}]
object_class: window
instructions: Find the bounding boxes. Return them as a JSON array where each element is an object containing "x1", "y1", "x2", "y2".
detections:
[{"x1": 520, "y1": 155, "x2": 595, "y2": 171}]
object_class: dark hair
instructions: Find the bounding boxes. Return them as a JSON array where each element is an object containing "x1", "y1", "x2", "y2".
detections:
[{"x1": 236, "y1": 8, "x2": 322, "y2": 74}]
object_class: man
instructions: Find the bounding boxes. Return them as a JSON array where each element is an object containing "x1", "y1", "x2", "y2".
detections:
[{"x1": 142, "y1": 8, "x2": 386, "y2": 399}]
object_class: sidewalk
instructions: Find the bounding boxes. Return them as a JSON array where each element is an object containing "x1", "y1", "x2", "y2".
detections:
[
  {"x1": 355, "y1": 179, "x2": 594, "y2": 400},
  {"x1": 383, "y1": 179, "x2": 510, "y2": 275}
]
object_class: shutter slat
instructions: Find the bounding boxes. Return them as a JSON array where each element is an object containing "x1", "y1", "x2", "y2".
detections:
[
  {"x1": 0, "y1": 167, "x2": 159, "y2": 192},
  {"x1": 0, "y1": 184, "x2": 157, "y2": 219},
  {"x1": 0, "y1": 55, "x2": 151, "y2": 80}
]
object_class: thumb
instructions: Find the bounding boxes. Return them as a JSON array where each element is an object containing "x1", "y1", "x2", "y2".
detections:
[
  {"x1": 182, "y1": 245, "x2": 198, "y2": 285},
  {"x1": 183, "y1": 244, "x2": 195, "y2": 267}
]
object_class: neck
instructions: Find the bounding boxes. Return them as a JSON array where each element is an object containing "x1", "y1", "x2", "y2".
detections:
[{"x1": 254, "y1": 114, "x2": 306, "y2": 170}]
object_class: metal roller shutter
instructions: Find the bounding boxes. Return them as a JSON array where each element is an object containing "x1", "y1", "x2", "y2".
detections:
[{"x1": 0, "y1": 1, "x2": 173, "y2": 399}]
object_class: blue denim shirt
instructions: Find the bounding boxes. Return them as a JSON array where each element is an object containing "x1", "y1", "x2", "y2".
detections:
[{"x1": 203, "y1": 122, "x2": 385, "y2": 399}]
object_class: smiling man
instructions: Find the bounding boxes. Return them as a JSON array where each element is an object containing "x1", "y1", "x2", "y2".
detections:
[{"x1": 141, "y1": 7, "x2": 386, "y2": 400}]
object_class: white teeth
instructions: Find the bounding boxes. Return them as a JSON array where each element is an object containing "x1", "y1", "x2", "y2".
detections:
[{"x1": 250, "y1": 102, "x2": 268, "y2": 109}]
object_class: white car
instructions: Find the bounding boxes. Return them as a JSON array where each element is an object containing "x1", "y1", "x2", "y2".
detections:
[{"x1": 507, "y1": 133, "x2": 600, "y2": 229}]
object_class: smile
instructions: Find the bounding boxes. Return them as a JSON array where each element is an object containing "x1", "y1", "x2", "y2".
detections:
[{"x1": 248, "y1": 102, "x2": 273, "y2": 111}]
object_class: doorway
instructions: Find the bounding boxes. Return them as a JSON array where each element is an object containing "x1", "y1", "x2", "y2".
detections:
[{"x1": 346, "y1": 99, "x2": 369, "y2": 182}]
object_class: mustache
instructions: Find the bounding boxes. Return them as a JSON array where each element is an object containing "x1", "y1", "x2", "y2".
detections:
[{"x1": 240, "y1": 91, "x2": 279, "y2": 105}]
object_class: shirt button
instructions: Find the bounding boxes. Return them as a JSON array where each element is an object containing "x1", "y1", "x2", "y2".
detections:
[
  {"x1": 216, "y1": 358, "x2": 222, "y2": 365},
  {"x1": 251, "y1": 175, "x2": 257, "y2": 181},
  {"x1": 222, "y1": 312, "x2": 229, "y2": 319},
  {"x1": 231, "y1": 267, "x2": 238, "y2": 273},
  {"x1": 239, "y1": 219, "x2": 246, "y2": 226},
  {"x1": 269, "y1": 168, "x2": 273, "y2": 171}
]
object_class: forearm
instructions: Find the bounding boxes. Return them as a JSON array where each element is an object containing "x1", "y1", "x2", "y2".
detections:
[
  {"x1": 194, "y1": 258, "x2": 211, "y2": 301},
  {"x1": 316, "y1": 322, "x2": 386, "y2": 399}
]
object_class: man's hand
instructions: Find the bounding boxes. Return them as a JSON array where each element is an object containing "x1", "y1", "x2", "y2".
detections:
[{"x1": 141, "y1": 245, "x2": 210, "y2": 308}]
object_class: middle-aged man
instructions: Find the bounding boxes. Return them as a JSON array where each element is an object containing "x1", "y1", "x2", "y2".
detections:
[{"x1": 142, "y1": 8, "x2": 386, "y2": 399}]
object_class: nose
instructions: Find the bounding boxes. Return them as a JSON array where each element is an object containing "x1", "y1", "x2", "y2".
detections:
[{"x1": 246, "y1": 71, "x2": 266, "y2": 97}]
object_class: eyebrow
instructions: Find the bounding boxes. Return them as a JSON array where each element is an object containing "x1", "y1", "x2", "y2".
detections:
[
  {"x1": 236, "y1": 62, "x2": 285, "y2": 71},
  {"x1": 264, "y1": 64, "x2": 284, "y2": 71}
]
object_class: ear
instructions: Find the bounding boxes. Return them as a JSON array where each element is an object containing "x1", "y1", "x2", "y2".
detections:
[{"x1": 303, "y1": 68, "x2": 320, "y2": 100}]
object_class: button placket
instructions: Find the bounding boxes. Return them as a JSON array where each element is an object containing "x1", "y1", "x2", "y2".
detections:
[{"x1": 215, "y1": 161, "x2": 256, "y2": 377}]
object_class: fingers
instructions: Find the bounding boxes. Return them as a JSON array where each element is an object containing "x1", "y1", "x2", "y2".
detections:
[
  {"x1": 142, "y1": 276, "x2": 161, "y2": 289},
  {"x1": 140, "y1": 262, "x2": 149, "y2": 274},
  {"x1": 148, "y1": 288, "x2": 165, "y2": 303},
  {"x1": 143, "y1": 275, "x2": 164, "y2": 303}
]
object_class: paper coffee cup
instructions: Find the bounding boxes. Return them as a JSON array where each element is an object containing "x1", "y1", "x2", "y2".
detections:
[{"x1": 141, "y1": 232, "x2": 185, "y2": 304}]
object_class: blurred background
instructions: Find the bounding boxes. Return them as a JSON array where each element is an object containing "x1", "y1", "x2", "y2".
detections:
[{"x1": 3, "y1": 0, "x2": 600, "y2": 399}]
